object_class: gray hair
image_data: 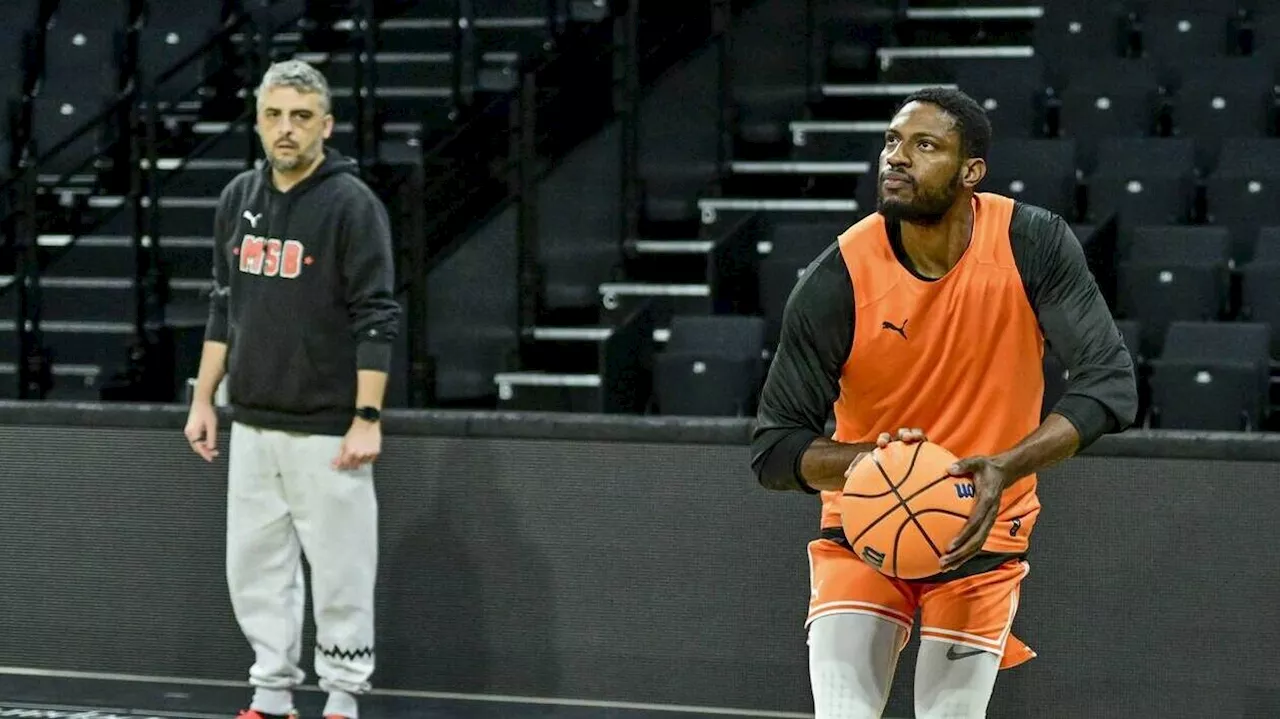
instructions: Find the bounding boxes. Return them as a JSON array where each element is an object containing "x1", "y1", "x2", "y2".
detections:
[{"x1": 256, "y1": 59, "x2": 332, "y2": 113}]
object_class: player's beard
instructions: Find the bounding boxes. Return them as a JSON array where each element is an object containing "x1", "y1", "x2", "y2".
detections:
[{"x1": 876, "y1": 167, "x2": 964, "y2": 226}]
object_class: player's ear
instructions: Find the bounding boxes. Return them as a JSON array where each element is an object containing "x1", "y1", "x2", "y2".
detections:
[{"x1": 961, "y1": 157, "x2": 986, "y2": 190}]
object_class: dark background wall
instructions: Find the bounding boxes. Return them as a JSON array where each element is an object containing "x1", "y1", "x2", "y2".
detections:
[
  {"x1": 425, "y1": 206, "x2": 519, "y2": 403},
  {"x1": 537, "y1": 122, "x2": 622, "y2": 311},
  {"x1": 0, "y1": 406, "x2": 1278, "y2": 719}
]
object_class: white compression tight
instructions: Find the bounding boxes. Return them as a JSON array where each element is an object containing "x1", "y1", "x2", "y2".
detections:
[{"x1": 808, "y1": 614, "x2": 1001, "y2": 719}]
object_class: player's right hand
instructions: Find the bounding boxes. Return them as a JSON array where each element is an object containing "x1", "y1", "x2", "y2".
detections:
[
  {"x1": 876, "y1": 427, "x2": 927, "y2": 448},
  {"x1": 184, "y1": 401, "x2": 220, "y2": 463},
  {"x1": 845, "y1": 428, "x2": 929, "y2": 480}
]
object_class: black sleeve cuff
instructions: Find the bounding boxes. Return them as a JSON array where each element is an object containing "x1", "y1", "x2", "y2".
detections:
[
  {"x1": 756, "y1": 429, "x2": 821, "y2": 493},
  {"x1": 356, "y1": 340, "x2": 393, "y2": 372},
  {"x1": 205, "y1": 313, "x2": 228, "y2": 344},
  {"x1": 791, "y1": 434, "x2": 820, "y2": 494},
  {"x1": 1052, "y1": 394, "x2": 1116, "y2": 450}
]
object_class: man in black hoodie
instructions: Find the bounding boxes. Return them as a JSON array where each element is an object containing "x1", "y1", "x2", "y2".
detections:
[{"x1": 183, "y1": 59, "x2": 400, "y2": 719}]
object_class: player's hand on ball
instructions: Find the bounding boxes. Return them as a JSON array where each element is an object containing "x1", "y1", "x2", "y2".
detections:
[
  {"x1": 333, "y1": 418, "x2": 381, "y2": 471},
  {"x1": 184, "y1": 401, "x2": 220, "y2": 463},
  {"x1": 876, "y1": 427, "x2": 927, "y2": 448},
  {"x1": 938, "y1": 456, "x2": 1014, "y2": 572},
  {"x1": 847, "y1": 428, "x2": 929, "y2": 480}
]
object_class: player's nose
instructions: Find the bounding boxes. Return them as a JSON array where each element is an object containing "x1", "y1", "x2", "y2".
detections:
[{"x1": 883, "y1": 142, "x2": 910, "y2": 167}]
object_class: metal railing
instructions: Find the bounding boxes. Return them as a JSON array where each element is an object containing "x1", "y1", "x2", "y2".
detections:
[
  {"x1": 0, "y1": 0, "x2": 382, "y2": 400},
  {"x1": 2, "y1": 0, "x2": 743, "y2": 405},
  {"x1": 401, "y1": 0, "x2": 741, "y2": 391}
]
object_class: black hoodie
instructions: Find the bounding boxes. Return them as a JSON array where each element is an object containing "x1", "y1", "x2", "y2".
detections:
[{"x1": 205, "y1": 148, "x2": 401, "y2": 436}]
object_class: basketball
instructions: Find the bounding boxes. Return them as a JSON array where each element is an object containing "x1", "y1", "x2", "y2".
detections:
[{"x1": 840, "y1": 441, "x2": 976, "y2": 580}]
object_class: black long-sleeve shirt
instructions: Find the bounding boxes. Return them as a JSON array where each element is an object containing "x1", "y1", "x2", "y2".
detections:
[{"x1": 751, "y1": 202, "x2": 1139, "y2": 493}]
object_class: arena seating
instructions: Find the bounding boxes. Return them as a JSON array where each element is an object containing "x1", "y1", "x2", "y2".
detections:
[
  {"x1": 0, "y1": 0, "x2": 1275, "y2": 432},
  {"x1": 495, "y1": 0, "x2": 1280, "y2": 431},
  {"x1": 0, "y1": 0, "x2": 596, "y2": 400}
]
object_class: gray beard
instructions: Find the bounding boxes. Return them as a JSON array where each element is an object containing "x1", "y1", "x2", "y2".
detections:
[{"x1": 270, "y1": 154, "x2": 306, "y2": 172}]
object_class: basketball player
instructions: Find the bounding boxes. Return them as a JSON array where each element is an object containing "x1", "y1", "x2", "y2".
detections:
[
  {"x1": 751, "y1": 88, "x2": 1138, "y2": 718},
  {"x1": 183, "y1": 59, "x2": 400, "y2": 719}
]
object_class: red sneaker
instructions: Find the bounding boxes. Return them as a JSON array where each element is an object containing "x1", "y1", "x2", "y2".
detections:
[{"x1": 236, "y1": 711, "x2": 298, "y2": 719}]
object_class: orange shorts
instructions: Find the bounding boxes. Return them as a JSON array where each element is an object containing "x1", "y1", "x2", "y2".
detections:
[{"x1": 805, "y1": 539, "x2": 1036, "y2": 670}]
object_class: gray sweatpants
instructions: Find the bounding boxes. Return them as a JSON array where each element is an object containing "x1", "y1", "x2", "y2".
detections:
[{"x1": 226, "y1": 421, "x2": 378, "y2": 718}]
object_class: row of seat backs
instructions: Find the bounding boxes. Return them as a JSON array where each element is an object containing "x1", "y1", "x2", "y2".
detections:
[{"x1": 651, "y1": 311, "x2": 1271, "y2": 432}]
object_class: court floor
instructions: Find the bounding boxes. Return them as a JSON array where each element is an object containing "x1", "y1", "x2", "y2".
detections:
[{"x1": 0, "y1": 671, "x2": 816, "y2": 719}]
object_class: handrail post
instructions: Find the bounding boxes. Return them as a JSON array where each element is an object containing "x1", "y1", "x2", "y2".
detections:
[
  {"x1": 714, "y1": 0, "x2": 732, "y2": 181},
  {"x1": 450, "y1": 0, "x2": 463, "y2": 117},
  {"x1": 14, "y1": 163, "x2": 48, "y2": 400},
  {"x1": 452, "y1": 0, "x2": 475, "y2": 114},
  {"x1": 804, "y1": 0, "x2": 818, "y2": 105},
  {"x1": 352, "y1": 0, "x2": 380, "y2": 172},
  {"x1": 514, "y1": 70, "x2": 541, "y2": 361},
  {"x1": 352, "y1": 5, "x2": 367, "y2": 171},
  {"x1": 245, "y1": 11, "x2": 269, "y2": 166},
  {"x1": 363, "y1": 0, "x2": 381, "y2": 171},
  {"x1": 144, "y1": 82, "x2": 167, "y2": 333},
  {"x1": 545, "y1": 0, "x2": 559, "y2": 42},
  {"x1": 130, "y1": 83, "x2": 147, "y2": 344},
  {"x1": 402, "y1": 162, "x2": 432, "y2": 407},
  {"x1": 619, "y1": 0, "x2": 640, "y2": 246}
]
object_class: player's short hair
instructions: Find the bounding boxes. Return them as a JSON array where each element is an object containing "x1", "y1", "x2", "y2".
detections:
[
  {"x1": 895, "y1": 87, "x2": 991, "y2": 162},
  {"x1": 256, "y1": 59, "x2": 332, "y2": 114}
]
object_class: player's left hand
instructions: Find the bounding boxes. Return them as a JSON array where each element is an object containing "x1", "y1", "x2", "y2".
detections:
[
  {"x1": 333, "y1": 419, "x2": 381, "y2": 471},
  {"x1": 938, "y1": 456, "x2": 1015, "y2": 572}
]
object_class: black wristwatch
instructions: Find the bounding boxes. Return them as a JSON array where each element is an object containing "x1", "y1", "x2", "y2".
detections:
[{"x1": 355, "y1": 406, "x2": 381, "y2": 422}]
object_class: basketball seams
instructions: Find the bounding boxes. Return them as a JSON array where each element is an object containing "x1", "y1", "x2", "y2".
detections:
[
  {"x1": 842, "y1": 450, "x2": 916, "y2": 498},
  {"x1": 892, "y1": 502, "x2": 904, "y2": 576},
  {"x1": 903, "y1": 439, "x2": 923, "y2": 479},
  {"x1": 899, "y1": 473, "x2": 962, "y2": 506},
  {"x1": 847, "y1": 501, "x2": 908, "y2": 549},
  {"x1": 843, "y1": 443, "x2": 976, "y2": 577},
  {"x1": 909, "y1": 508, "x2": 971, "y2": 521},
  {"x1": 880, "y1": 443, "x2": 946, "y2": 561},
  {"x1": 892, "y1": 502, "x2": 946, "y2": 560},
  {"x1": 844, "y1": 450, "x2": 917, "y2": 548},
  {"x1": 842, "y1": 487, "x2": 899, "y2": 498},
  {"x1": 908, "y1": 509, "x2": 970, "y2": 558}
]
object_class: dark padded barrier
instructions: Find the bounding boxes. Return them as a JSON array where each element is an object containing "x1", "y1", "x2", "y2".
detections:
[{"x1": 0, "y1": 402, "x2": 1277, "y2": 718}]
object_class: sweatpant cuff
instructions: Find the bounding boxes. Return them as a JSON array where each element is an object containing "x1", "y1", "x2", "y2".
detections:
[
  {"x1": 251, "y1": 688, "x2": 294, "y2": 716},
  {"x1": 324, "y1": 691, "x2": 359, "y2": 718}
]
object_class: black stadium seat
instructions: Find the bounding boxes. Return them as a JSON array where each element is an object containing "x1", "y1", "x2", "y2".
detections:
[
  {"x1": 140, "y1": 0, "x2": 228, "y2": 104},
  {"x1": 981, "y1": 138, "x2": 1077, "y2": 219},
  {"x1": 653, "y1": 315, "x2": 767, "y2": 416},
  {"x1": 1205, "y1": 139, "x2": 1280, "y2": 262},
  {"x1": 952, "y1": 56, "x2": 1047, "y2": 139},
  {"x1": 33, "y1": 1, "x2": 129, "y2": 177},
  {"x1": 1169, "y1": 58, "x2": 1276, "y2": 171},
  {"x1": 1117, "y1": 226, "x2": 1232, "y2": 357},
  {"x1": 1148, "y1": 321, "x2": 1272, "y2": 431},
  {"x1": 1056, "y1": 60, "x2": 1165, "y2": 169},
  {"x1": 1034, "y1": 4, "x2": 1128, "y2": 83},
  {"x1": 1139, "y1": 9, "x2": 1232, "y2": 65},
  {"x1": 1239, "y1": 228, "x2": 1280, "y2": 357},
  {"x1": 1086, "y1": 138, "x2": 1195, "y2": 226}
]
